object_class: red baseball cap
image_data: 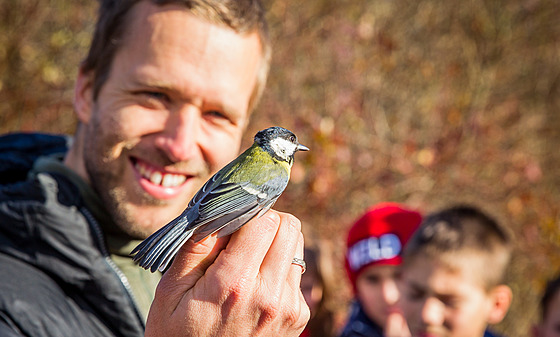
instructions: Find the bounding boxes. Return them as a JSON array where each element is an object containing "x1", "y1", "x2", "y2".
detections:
[{"x1": 344, "y1": 202, "x2": 422, "y2": 291}]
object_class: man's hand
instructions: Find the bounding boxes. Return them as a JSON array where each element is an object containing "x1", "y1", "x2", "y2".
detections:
[{"x1": 145, "y1": 210, "x2": 310, "y2": 336}]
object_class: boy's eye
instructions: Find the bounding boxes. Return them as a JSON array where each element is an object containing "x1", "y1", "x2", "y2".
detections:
[
  {"x1": 405, "y1": 286, "x2": 425, "y2": 301},
  {"x1": 205, "y1": 110, "x2": 226, "y2": 119},
  {"x1": 441, "y1": 296, "x2": 461, "y2": 309},
  {"x1": 364, "y1": 274, "x2": 381, "y2": 284}
]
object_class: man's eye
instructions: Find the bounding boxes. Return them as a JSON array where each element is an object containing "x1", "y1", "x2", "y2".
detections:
[
  {"x1": 141, "y1": 91, "x2": 169, "y2": 101},
  {"x1": 134, "y1": 91, "x2": 170, "y2": 109}
]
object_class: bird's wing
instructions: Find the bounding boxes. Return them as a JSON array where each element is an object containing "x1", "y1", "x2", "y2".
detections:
[{"x1": 189, "y1": 174, "x2": 289, "y2": 242}]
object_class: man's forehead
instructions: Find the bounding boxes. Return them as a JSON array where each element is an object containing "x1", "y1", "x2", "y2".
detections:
[{"x1": 121, "y1": 3, "x2": 260, "y2": 109}]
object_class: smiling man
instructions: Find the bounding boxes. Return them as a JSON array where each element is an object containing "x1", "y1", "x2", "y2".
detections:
[
  {"x1": 67, "y1": 1, "x2": 264, "y2": 239},
  {"x1": 0, "y1": 1, "x2": 309, "y2": 336}
]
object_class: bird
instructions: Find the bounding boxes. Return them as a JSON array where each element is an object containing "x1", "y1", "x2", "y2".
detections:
[{"x1": 131, "y1": 126, "x2": 309, "y2": 272}]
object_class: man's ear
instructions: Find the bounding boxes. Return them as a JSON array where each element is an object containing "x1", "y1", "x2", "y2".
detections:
[
  {"x1": 74, "y1": 67, "x2": 94, "y2": 124},
  {"x1": 487, "y1": 285, "x2": 513, "y2": 324}
]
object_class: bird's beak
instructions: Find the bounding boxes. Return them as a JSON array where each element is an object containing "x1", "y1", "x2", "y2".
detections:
[{"x1": 297, "y1": 143, "x2": 309, "y2": 152}]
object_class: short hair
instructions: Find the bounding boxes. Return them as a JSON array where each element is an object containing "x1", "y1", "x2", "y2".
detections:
[
  {"x1": 540, "y1": 275, "x2": 560, "y2": 321},
  {"x1": 81, "y1": 0, "x2": 271, "y2": 114},
  {"x1": 403, "y1": 205, "x2": 513, "y2": 291}
]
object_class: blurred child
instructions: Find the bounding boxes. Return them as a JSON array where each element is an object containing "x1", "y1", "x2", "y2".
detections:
[
  {"x1": 400, "y1": 205, "x2": 513, "y2": 337},
  {"x1": 532, "y1": 274, "x2": 560, "y2": 337},
  {"x1": 340, "y1": 202, "x2": 422, "y2": 337},
  {"x1": 300, "y1": 226, "x2": 337, "y2": 337}
]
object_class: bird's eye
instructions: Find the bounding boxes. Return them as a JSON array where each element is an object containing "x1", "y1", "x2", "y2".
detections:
[{"x1": 289, "y1": 135, "x2": 296, "y2": 143}]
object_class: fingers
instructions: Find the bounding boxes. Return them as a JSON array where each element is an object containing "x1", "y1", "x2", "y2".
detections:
[
  {"x1": 213, "y1": 209, "x2": 309, "y2": 335},
  {"x1": 289, "y1": 234, "x2": 311, "y2": 333},
  {"x1": 260, "y1": 211, "x2": 302, "y2": 283},
  {"x1": 164, "y1": 232, "x2": 229, "y2": 281},
  {"x1": 155, "y1": 232, "x2": 230, "y2": 314},
  {"x1": 213, "y1": 210, "x2": 283, "y2": 280},
  {"x1": 256, "y1": 211, "x2": 309, "y2": 335},
  {"x1": 286, "y1": 231, "x2": 305, "y2": 285}
]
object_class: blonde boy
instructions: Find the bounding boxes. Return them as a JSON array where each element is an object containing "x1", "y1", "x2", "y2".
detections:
[{"x1": 400, "y1": 205, "x2": 513, "y2": 337}]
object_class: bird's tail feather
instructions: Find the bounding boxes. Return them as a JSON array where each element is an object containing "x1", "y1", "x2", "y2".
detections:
[
  {"x1": 131, "y1": 216, "x2": 194, "y2": 272},
  {"x1": 154, "y1": 229, "x2": 194, "y2": 272}
]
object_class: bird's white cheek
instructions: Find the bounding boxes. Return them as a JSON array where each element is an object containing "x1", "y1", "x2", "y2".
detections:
[{"x1": 270, "y1": 138, "x2": 297, "y2": 160}]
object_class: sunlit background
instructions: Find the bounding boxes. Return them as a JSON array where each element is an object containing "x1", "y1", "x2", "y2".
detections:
[{"x1": 1, "y1": 0, "x2": 558, "y2": 335}]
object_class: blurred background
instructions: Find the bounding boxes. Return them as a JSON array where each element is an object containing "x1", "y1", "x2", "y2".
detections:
[{"x1": 1, "y1": 0, "x2": 558, "y2": 335}]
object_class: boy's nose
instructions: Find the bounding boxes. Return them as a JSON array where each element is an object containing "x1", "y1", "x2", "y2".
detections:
[
  {"x1": 382, "y1": 279, "x2": 400, "y2": 305},
  {"x1": 421, "y1": 297, "x2": 445, "y2": 327}
]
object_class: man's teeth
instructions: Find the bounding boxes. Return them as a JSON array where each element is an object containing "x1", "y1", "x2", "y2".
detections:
[
  {"x1": 151, "y1": 171, "x2": 163, "y2": 185},
  {"x1": 135, "y1": 161, "x2": 187, "y2": 187},
  {"x1": 162, "y1": 173, "x2": 186, "y2": 187}
]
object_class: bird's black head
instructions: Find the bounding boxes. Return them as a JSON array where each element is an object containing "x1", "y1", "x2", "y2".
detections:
[{"x1": 254, "y1": 127, "x2": 309, "y2": 163}]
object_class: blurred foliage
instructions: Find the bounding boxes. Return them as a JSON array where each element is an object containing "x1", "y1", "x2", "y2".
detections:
[
  {"x1": 0, "y1": 0, "x2": 95, "y2": 132},
  {"x1": 1, "y1": 0, "x2": 558, "y2": 336}
]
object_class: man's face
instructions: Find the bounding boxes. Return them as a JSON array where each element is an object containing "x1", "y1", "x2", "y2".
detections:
[
  {"x1": 73, "y1": 2, "x2": 262, "y2": 238},
  {"x1": 355, "y1": 264, "x2": 402, "y2": 329},
  {"x1": 400, "y1": 255, "x2": 494, "y2": 337}
]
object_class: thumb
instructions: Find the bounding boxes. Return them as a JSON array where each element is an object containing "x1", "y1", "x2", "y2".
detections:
[
  {"x1": 384, "y1": 310, "x2": 411, "y2": 337},
  {"x1": 159, "y1": 233, "x2": 230, "y2": 293},
  {"x1": 147, "y1": 233, "x2": 228, "y2": 330}
]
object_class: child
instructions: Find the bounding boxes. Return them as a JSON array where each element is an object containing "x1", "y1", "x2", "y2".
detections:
[
  {"x1": 340, "y1": 202, "x2": 422, "y2": 337},
  {"x1": 400, "y1": 205, "x2": 513, "y2": 337},
  {"x1": 532, "y1": 274, "x2": 560, "y2": 337}
]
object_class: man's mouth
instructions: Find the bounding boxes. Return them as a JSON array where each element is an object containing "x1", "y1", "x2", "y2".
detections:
[{"x1": 133, "y1": 159, "x2": 188, "y2": 188}]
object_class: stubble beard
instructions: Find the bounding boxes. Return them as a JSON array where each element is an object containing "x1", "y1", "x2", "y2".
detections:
[
  {"x1": 106, "y1": 183, "x2": 167, "y2": 239},
  {"x1": 83, "y1": 128, "x2": 168, "y2": 239},
  {"x1": 86, "y1": 151, "x2": 167, "y2": 239}
]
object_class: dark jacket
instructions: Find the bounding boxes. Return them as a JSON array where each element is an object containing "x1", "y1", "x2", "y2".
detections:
[
  {"x1": 0, "y1": 133, "x2": 145, "y2": 337},
  {"x1": 484, "y1": 329, "x2": 505, "y2": 337},
  {"x1": 339, "y1": 301, "x2": 383, "y2": 337}
]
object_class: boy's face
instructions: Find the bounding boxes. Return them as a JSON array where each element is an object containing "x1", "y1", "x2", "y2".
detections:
[
  {"x1": 356, "y1": 264, "x2": 402, "y2": 328},
  {"x1": 400, "y1": 254, "x2": 498, "y2": 337}
]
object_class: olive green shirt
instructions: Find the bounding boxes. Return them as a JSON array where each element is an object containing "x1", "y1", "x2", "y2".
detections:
[{"x1": 33, "y1": 155, "x2": 161, "y2": 321}]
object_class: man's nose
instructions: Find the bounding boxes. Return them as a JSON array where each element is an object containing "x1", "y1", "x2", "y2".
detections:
[{"x1": 156, "y1": 106, "x2": 200, "y2": 162}]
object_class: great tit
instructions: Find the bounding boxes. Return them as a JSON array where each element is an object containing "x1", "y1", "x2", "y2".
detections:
[{"x1": 131, "y1": 126, "x2": 309, "y2": 272}]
